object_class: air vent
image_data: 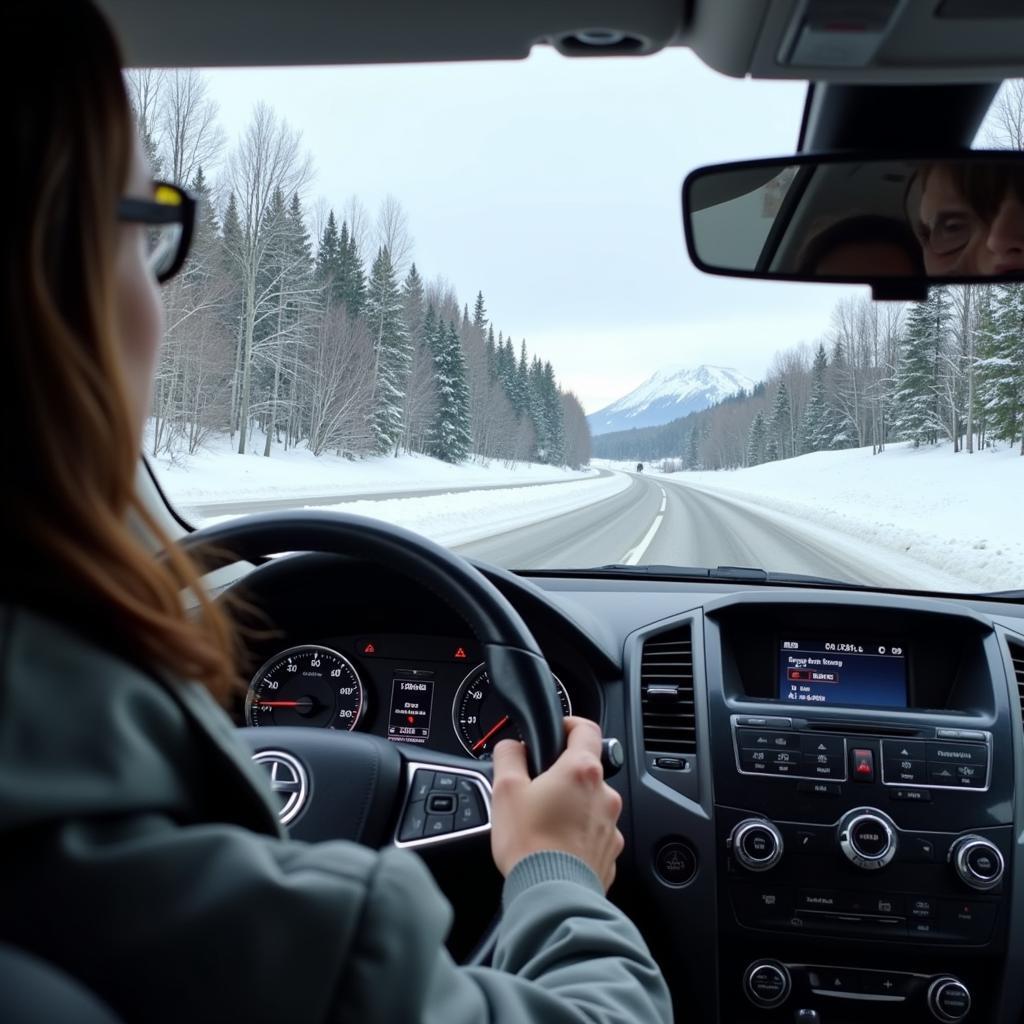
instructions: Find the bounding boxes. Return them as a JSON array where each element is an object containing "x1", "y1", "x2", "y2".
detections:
[
  {"x1": 1010, "y1": 641, "x2": 1024, "y2": 728},
  {"x1": 640, "y1": 625, "x2": 696, "y2": 755}
]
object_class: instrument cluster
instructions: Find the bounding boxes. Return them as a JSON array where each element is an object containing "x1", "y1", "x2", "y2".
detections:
[{"x1": 241, "y1": 631, "x2": 595, "y2": 760}]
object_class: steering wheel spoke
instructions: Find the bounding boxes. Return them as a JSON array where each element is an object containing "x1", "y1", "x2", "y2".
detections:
[{"x1": 394, "y1": 753, "x2": 493, "y2": 849}]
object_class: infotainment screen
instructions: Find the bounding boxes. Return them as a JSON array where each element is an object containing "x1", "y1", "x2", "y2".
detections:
[{"x1": 778, "y1": 639, "x2": 907, "y2": 708}]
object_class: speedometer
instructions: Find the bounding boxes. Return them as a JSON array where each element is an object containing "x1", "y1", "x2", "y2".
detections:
[
  {"x1": 452, "y1": 663, "x2": 571, "y2": 759},
  {"x1": 245, "y1": 645, "x2": 364, "y2": 730}
]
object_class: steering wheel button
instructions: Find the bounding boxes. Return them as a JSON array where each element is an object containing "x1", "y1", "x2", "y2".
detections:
[
  {"x1": 411, "y1": 770, "x2": 434, "y2": 801},
  {"x1": 433, "y1": 773, "x2": 457, "y2": 792},
  {"x1": 399, "y1": 802, "x2": 427, "y2": 842},
  {"x1": 456, "y1": 777, "x2": 476, "y2": 796},
  {"x1": 427, "y1": 793, "x2": 456, "y2": 814},
  {"x1": 425, "y1": 814, "x2": 455, "y2": 836},
  {"x1": 455, "y1": 794, "x2": 485, "y2": 830}
]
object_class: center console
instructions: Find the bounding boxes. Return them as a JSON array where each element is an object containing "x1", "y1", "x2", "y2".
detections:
[{"x1": 706, "y1": 601, "x2": 1017, "y2": 1022}]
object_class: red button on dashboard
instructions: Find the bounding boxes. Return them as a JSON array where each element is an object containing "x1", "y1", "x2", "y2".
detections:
[{"x1": 852, "y1": 748, "x2": 875, "y2": 782}]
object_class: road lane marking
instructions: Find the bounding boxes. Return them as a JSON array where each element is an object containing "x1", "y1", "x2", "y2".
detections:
[{"x1": 622, "y1": 488, "x2": 666, "y2": 565}]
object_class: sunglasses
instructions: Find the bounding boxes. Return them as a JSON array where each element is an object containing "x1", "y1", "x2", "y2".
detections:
[{"x1": 117, "y1": 182, "x2": 196, "y2": 283}]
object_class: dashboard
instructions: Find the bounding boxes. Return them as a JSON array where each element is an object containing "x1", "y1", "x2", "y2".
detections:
[{"x1": 229, "y1": 553, "x2": 1024, "y2": 1024}]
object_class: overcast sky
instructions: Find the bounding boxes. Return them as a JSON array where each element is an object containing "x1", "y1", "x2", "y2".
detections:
[{"x1": 204, "y1": 49, "x2": 864, "y2": 412}]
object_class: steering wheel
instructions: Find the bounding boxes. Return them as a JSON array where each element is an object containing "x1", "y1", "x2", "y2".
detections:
[{"x1": 180, "y1": 510, "x2": 567, "y2": 961}]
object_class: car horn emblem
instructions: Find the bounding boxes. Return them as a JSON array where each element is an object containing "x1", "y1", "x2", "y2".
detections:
[{"x1": 251, "y1": 750, "x2": 308, "y2": 826}]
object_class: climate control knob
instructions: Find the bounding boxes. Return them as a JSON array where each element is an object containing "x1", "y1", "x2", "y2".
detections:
[
  {"x1": 927, "y1": 976, "x2": 971, "y2": 1022},
  {"x1": 838, "y1": 807, "x2": 897, "y2": 870},
  {"x1": 743, "y1": 959, "x2": 791, "y2": 1009},
  {"x1": 729, "y1": 818, "x2": 784, "y2": 872},
  {"x1": 949, "y1": 835, "x2": 1004, "y2": 892}
]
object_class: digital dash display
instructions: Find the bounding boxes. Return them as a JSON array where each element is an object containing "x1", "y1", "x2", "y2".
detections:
[
  {"x1": 778, "y1": 638, "x2": 907, "y2": 708},
  {"x1": 388, "y1": 677, "x2": 435, "y2": 742}
]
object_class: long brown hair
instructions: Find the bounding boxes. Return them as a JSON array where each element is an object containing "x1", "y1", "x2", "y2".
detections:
[{"x1": 6, "y1": 1, "x2": 240, "y2": 701}]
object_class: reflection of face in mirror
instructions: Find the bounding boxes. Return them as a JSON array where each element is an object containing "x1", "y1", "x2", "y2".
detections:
[
  {"x1": 913, "y1": 164, "x2": 1024, "y2": 276},
  {"x1": 799, "y1": 216, "x2": 925, "y2": 278}
]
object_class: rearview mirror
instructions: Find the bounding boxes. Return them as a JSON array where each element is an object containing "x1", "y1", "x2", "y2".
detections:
[{"x1": 682, "y1": 152, "x2": 1023, "y2": 300}]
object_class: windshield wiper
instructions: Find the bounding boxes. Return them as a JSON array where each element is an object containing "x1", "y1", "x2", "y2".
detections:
[{"x1": 569, "y1": 564, "x2": 858, "y2": 588}]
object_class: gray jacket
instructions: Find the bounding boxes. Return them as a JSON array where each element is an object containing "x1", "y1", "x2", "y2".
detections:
[{"x1": 0, "y1": 605, "x2": 672, "y2": 1024}]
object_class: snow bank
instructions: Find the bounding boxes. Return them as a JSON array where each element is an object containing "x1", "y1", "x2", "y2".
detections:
[
  {"x1": 654, "y1": 442, "x2": 1023, "y2": 592},
  {"x1": 201, "y1": 472, "x2": 632, "y2": 548},
  {"x1": 149, "y1": 429, "x2": 596, "y2": 508}
]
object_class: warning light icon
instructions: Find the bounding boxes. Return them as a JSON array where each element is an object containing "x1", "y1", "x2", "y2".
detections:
[
  {"x1": 454, "y1": 647, "x2": 467, "y2": 660},
  {"x1": 407, "y1": 715, "x2": 416, "y2": 725},
  {"x1": 362, "y1": 642, "x2": 376, "y2": 655}
]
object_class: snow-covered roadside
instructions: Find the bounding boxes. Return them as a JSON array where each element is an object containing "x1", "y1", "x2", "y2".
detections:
[
  {"x1": 652, "y1": 442, "x2": 1023, "y2": 592},
  {"x1": 200, "y1": 471, "x2": 632, "y2": 548},
  {"x1": 148, "y1": 429, "x2": 596, "y2": 508}
]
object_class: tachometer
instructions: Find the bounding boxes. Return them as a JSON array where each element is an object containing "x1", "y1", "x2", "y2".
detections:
[
  {"x1": 453, "y1": 663, "x2": 571, "y2": 759},
  {"x1": 245, "y1": 645, "x2": 364, "y2": 730}
]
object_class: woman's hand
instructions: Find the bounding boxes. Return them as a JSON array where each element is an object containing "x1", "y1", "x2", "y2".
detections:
[{"x1": 490, "y1": 716, "x2": 624, "y2": 891}]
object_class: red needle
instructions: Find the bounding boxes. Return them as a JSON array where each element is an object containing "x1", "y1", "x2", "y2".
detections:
[
  {"x1": 258, "y1": 700, "x2": 302, "y2": 707},
  {"x1": 472, "y1": 714, "x2": 511, "y2": 752}
]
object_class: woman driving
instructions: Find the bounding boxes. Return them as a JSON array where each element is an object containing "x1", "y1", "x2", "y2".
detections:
[{"x1": 0, "y1": 3, "x2": 671, "y2": 1022}]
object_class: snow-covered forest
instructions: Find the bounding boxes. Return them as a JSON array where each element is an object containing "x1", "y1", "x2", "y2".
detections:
[
  {"x1": 596, "y1": 83, "x2": 1024, "y2": 471},
  {"x1": 594, "y1": 282, "x2": 1024, "y2": 469},
  {"x1": 128, "y1": 71, "x2": 591, "y2": 469}
]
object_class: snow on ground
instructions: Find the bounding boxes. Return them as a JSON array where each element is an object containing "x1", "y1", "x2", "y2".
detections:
[
  {"x1": 201, "y1": 472, "x2": 632, "y2": 548},
  {"x1": 149, "y1": 429, "x2": 597, "y2": 508},
  {"x1": 652, "y1": 442, "x2": 1023, "y2": 592}
]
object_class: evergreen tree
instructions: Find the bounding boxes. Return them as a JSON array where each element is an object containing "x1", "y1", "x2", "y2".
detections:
[
  {"x1": 542, "y1": 361, "x2": 565, "y2": 464},
  {"x1": 426, "y1": 319, "x2": 471, "y2": 462},
  {"x1": 315, "y1": 210, "x2": 342, "y2": 291},
  {"x1": 515, "y1": 341, "x2": 531, "y2": 415},
  {"x1": 977, "y1": 282, "x2": 1024, "y2": 451},
  {"x1": 747, "y1": 410, "x2": 768, "y2": 466},
  {"x1": 800, "y1": 343, "x2": 833, "y2": 452},
  {"x1": 894, "y1": 287, "x2": 952, "y2": 446},
  {"x1": 685, "y1": 428, "x2": 701, "y2": 470},
  {"x1": 769, "y1": 382, "x2": 793, "y2": 459},
  {"x1": 365, "y1": 246, "x2": 410, "y2": 454},
  {"x1": 337, "y1": 220, "x2": 366, "y2": 319},
  {"x1": 472, "y1": 291, "x2": 488, "y2": 332},
  {"x1": 401, "y1": 264, "x2": 425, "y2": 339}
]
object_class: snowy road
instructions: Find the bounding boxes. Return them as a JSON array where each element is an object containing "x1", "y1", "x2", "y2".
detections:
[
  {"x1": 456, "y1": 472, "x2": 978, "y2": 591},
  {"x1": 180, "y1": 469, "x2": 614, "y2": 518}
]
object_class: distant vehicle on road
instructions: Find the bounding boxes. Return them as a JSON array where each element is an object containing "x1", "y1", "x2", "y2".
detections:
[{"x1": 636, "y1": 463, "x2": 644, "y2": 473}]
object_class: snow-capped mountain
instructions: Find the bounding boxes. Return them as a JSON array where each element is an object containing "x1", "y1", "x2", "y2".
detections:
[{"x1": 587, "y1": 364, "x2": 755, "y2": 435}]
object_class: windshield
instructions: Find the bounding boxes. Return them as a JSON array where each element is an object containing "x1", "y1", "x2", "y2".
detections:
[{"x1": 139, "y1": 56, "x2": 1023, "y2": 595}]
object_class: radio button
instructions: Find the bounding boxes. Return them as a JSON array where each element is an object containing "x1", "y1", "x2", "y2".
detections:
[
  {"x1": 909, "y1": 896, "x2": 935, "y2": 919},
  {"x1": 954, "y1": 764, "x2": 986, "y2": 785},
  {"x1": 839, "y1": 808, "x2": 897, "y2": 869},
  {"x1": 797, "y1": 780, "x2": 842, "y2": 797},
  {"x1": 800, "y1": 735, "x2": 845, "y2": 758},
  {"x1": 731, "y1": 883, "x2": 794, "y2": 924},
  {"x1": 797, "y1": 888, "x2": 839, "y2": 912},
  {"x1": 925, "y1": 741, "x2": 988, "y2": 766},
  {"x1": 940, "y1": 899, "x2": 997, "y2": 942},
  {"x1": 904, "y1": 837, "x2": 937, "y2": 862},
  {"x1": 801, "y1": 755, "x2": 843, "y2": 778},
  {"x1": 882, "y1": 739, "x2": 927, "y2": 762},
  {"x1": 887, "y1": 758, "x2": 927, "y2": 783},
  {"x1": 862, "y1": 971, "x2": 912, "y2": 998},
  {"x1": 738, "y1": 729, "x2": 798, "y2": 750},
  {"x1": 890, "y1": 787, "x2": 932, "y2": 802},
  {"x1": 928, "y1": 765, "x2": 958, "y2": 785}
]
